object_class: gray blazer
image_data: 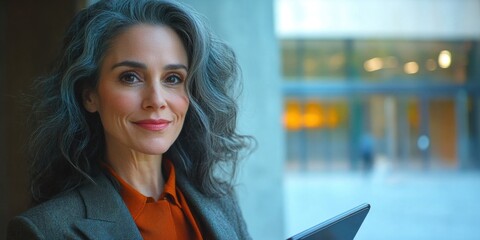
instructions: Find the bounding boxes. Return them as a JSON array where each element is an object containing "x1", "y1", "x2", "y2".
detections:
[{"x1": 7, "y1": 170, "x2": 251, "y2": 240}]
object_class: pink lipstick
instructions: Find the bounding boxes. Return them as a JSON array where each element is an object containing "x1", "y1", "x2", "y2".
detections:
[{"x1": 134, "y1": 119, "x2": 171, "y2": 131}]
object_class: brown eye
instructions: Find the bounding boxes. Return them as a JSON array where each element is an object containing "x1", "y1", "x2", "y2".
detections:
[
  {"x1": 119, "y1": 72, "x2": 141, "y2": 84},
  {"x1": 164, "y1": 74, "x2": 183, "y2": 85}
]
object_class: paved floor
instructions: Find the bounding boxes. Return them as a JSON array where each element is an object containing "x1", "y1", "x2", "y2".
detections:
[{"x1": 284, "y1": 162, "x2": 480, "y2": 240}]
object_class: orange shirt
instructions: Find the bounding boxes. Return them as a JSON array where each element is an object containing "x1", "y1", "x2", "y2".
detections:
[{"x1": 104, "y1": 159, "x2": 203, "y2": 240}]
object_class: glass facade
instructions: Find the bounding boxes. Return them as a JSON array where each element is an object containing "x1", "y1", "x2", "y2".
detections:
[{"x1": 282, "y1": 39, "x2": 480, "y2": 171}]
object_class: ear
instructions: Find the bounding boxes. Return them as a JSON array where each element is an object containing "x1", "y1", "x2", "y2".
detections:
[{"x1": 82, "y1": 88, "x2": 99, "y2": 113}]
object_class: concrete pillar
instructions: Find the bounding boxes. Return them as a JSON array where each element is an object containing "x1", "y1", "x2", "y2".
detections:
[
  {"x1": 385, "y1": 97, "x2": 397, "y2": 164},
  {"x1": 455, "y1": 90, "x2": 469, "y2": 169},
  {"x1": 419, "y1": 97, "x2": 431, "y2": 167},
  {"x1": 468, "y1": 42, "x2": 480, "y2": 168},
  {"x1": 398, "y1": 97, "x2": 410, "y2": 167},
  {"x1": 475, "y1": 96, "x2": 480, "y2": 167},
  {"x1": 179, "y1": 1, "x2": 285, "y2": 239}
]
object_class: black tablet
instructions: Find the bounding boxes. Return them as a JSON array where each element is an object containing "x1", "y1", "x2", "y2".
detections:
[{"x1": 287, "y1": 203, "x2": 371, "y2": 240}]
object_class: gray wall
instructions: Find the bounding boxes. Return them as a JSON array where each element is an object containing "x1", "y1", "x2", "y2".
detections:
[
  {"x1": 0, "y1": 0, "x2": 6, "y2": 237},
  {"x1": 178, "y1": 1, "x2": 285, "y2": 239},
  {"x1": 1, "y1": 1, "x2": 77, "y2": 237}
]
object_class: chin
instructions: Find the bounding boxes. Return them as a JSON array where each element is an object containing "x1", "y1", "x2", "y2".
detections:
[
  {"x1": 134, "y1": 137, "x2": 178, "y2": 156},
  {"x1": 141, "y1": 148, "x2": 170, "y2": 156},
  {"x1": 136, "y1": 143, "x2": 173, "y2": 156}
]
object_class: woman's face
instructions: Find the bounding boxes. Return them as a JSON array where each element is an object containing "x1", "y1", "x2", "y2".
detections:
[{"x1": 84, "y1": 24, "x2": 189, "y2": 156}]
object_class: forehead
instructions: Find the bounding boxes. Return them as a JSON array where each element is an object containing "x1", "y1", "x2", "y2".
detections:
[{"x1": 102, "y1": 24, "x2": 188, "y2": 67}]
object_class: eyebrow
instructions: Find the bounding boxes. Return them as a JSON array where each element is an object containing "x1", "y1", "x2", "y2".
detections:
[
  {"x1": 164, "y1": 64, "x2": 189, "y2": 72},
  {"x1": 111, "y1": 60, "x2": 188, "y2": 71},
  {"x1": 111, "y1": 60, "x2": 147, "y2": 70}
]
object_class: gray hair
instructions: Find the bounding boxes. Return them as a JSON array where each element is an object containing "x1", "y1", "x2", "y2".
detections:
[{"x1": 28, "y1": 0, "x2": 254, "y2": 203}]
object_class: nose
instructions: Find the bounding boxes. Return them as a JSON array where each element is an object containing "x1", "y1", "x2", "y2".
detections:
[{"x1": 142, "y1": 84, "x2": 167, "y2": 110}]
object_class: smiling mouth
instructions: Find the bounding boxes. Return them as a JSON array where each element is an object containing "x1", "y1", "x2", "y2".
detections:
[{"x1": 134, "y1": 119, "x2": 171, "y2": 131}]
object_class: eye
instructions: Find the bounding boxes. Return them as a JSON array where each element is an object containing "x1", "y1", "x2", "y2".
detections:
[
  {"x1": 119, "y1": 72, "x2": 141, "y2": 84},
  {"x1": 164, "y1": 74, "x2": 183, "y2": 85}
]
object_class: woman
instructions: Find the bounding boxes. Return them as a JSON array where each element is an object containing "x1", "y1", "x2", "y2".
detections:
[{"x1": 7, "y1": 0, "x2": 253, "y2": 239}]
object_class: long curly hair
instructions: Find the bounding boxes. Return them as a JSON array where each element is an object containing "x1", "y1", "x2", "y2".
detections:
[{"x1": 28, "y1": 0, "x2": 254, "y2": 204}]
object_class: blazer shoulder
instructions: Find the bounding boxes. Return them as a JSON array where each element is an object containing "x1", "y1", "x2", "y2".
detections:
[
  {"x1": 7, "y1": 215, "x2": 44, "y2": 240},
  {"x1": 8, "y1": 174, "x2": 142, "y2": 240},
  {"x1": 21, "y1": 189, "x2": 85, "y2": 221},
  {"x1": 7, "y1": 189, "x2": 86, "y2": 239}
]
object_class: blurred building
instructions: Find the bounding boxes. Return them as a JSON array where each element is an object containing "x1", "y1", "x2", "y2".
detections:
[{"x1": 278, "y1": 0, "x2": 480, "y2": 171}]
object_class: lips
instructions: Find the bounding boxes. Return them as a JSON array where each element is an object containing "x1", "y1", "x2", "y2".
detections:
[{"x1": 134, "y1": 119, "x2": 171, "y2": 131}]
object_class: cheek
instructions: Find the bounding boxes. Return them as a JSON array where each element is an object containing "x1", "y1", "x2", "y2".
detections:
[
  {"x1": 176, "y1": 95, "x2": 190, "y2": 116},
  {"x1": 98, "y1": 88, "x2": 138, "y2": 120},
  {"x1": 165, "y1": 90, "x2": 189, "y2": 116}
]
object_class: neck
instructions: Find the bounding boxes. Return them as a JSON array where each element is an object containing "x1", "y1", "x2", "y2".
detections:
[{"x1": 106, "y1": 148, "x2": 165, "y2": 201}]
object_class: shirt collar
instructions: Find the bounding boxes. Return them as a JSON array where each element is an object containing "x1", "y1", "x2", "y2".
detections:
[
  {"x1": 160, "y1": 159, "x2": 180, "y2": 206},
  {"x1": 102, "y1": 158, "x2": 182, "y2": 220}
]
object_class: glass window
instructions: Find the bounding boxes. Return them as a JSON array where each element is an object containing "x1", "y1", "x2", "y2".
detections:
[
  {"x1": 281, "y1": 40, "x2": 346, "y2": 80},
  {"x1": 284, "y1": 98, "x2": 349, "y2": 170},
  {"x1": 281, "y1": 39, "x2": 473, "y2": 83}
]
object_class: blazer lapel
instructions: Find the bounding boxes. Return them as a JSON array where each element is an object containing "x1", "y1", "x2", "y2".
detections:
[
  {"x1": 75, "y1": 173, "x2": 142, "y2": 240},
  {"x1": 176, "y1": 171, "x2": 240, "y2": 240}
]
